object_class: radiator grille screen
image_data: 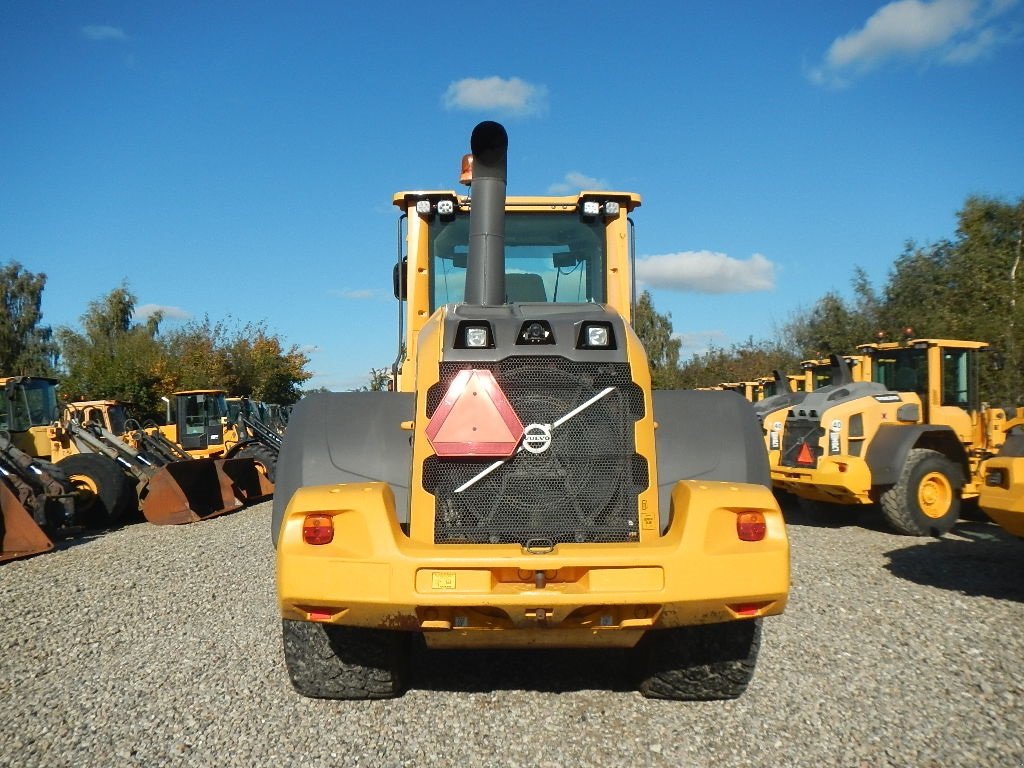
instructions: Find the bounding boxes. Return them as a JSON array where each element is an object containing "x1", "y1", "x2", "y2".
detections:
[{"x1": 424, "y1": 357, "x2": 647, "y2": 545}]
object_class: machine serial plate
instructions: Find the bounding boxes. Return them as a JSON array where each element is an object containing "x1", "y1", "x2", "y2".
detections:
[{"x1": 431, "y1": 572, "x2": 457, "y2": 590}]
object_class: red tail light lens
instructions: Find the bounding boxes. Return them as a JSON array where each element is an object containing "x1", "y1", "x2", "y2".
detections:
[
  {"x1": 303, "y1": 514, "x2": 334, "y2": 545},
  {"x1": 736, "y1": 511, "x2": 767, "y2": 541}
]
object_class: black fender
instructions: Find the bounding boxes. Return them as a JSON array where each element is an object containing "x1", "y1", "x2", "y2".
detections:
[
  {"x1": 865, "y1": 423, "x2": 968, "y2": 488},
  {"x1": 652, "y1": 390, "x2": 770, "y2": 532},
  {"x1": 270, "y1": 392, "x2": 414, "y2": 546}
]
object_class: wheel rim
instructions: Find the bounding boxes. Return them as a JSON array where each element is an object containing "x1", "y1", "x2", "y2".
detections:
[
  {"x1": 918, "y1": 471, "x2": 953, "y2": 519},
  {"x1": 68, "y1": 473, "x2": 99, "y2": 511}
]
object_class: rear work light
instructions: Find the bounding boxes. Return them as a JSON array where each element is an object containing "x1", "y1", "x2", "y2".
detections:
[
  {"x1": 303, "y1": 514, "x2": 334, "y2": 545},
  {"x1": 736, "y1": 511, "x2": 767, "y2": 542}
]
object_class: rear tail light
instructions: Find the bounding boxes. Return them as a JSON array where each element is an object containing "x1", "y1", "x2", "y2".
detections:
[
  {"x1": 736, "y1": 511, "x2": 767, "y2": 541},
  {"x1": 303, "y1": 514, "x2": 334, "y2": 545}
]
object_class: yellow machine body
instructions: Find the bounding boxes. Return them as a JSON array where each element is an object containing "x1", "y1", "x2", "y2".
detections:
[{"x1": 978, "y1": 417, "x2": 1024, "y2": 538}]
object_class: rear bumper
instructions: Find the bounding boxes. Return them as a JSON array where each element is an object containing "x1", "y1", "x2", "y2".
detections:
[
  {"x1": 979, "y1": 457, "x2": 1024, "y2": 538},
  {"x1": 276, "y1": 480, "x2": 789, "y2": 648},
  {"x1": 771, "y1": 456, "x2": 873, "y2": 505}
]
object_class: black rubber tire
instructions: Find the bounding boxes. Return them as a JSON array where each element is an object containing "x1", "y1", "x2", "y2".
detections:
[
  {"x1": 281, "y1": 619, "x2": 409, "y2": 700},
  {"x1": 880, "y1": 448, "x2": 961, "y2": 537},
  {"x1": 236, "y1": 442, "x2": 278, "y2": 483},
  {"x1": 56, "y1": 453, "x2": 137, "y2": 528},
  {"x1": 638, "y1": 619, "x2": 762, "y2": 700}
]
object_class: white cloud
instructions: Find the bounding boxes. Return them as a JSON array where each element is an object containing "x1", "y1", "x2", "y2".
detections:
[
  {"x1": 674, "y1": 329, "x2": 729, "y2": 357},
  {"x1": 547, "y1": 171, "x2": 610, "y2": 195},
  {"x1": 81, "y1": 25, "x2": 128, "y2": 42},
  {"x1": 635, "y1": 251, "x2": 776, "y2": 294},
  {"x1": 808, "y1": 0, "x2": 1018, "y2": 86},
  {"x1": 442, "y1": 77, "x2": 548, "y2": 116},
  {"x1": 136, "y1": 303, "x2": 190, "y2": 321}
]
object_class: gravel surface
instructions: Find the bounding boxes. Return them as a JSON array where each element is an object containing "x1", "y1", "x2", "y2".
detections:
[{"x1": 2, "y1": 497, "x2": 1022, "y2": 768}]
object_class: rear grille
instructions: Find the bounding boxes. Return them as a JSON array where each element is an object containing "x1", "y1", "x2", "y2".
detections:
[
  {"x1": 424, "y1": 357, "x2": 647, "y2": 545},
  {"x1": 780, "y1": 417, "x2": 823, "y2": 468}
]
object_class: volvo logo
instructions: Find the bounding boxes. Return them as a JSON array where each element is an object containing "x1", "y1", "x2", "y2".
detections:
[{"x1": 522, "y1": 423, "x2": 553, "y2": 454}]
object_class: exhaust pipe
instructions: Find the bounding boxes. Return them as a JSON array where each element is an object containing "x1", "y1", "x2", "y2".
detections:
[{"x1": 465, "y1": 121, "x2": 508, "y2": 306}]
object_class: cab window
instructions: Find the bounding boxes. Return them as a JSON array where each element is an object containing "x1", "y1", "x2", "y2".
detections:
[{"x1": 429, "y1": 212, "x2": 607, "y2": 310}]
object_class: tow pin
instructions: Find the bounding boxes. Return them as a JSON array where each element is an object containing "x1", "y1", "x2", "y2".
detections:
[{"x1": 534, "y1": 571, "x2": 546, "y2": 589}]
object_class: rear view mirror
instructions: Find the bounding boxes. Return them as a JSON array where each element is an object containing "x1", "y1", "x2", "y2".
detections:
[
  {"x1": 393, "y1": 258, "x2": 407, "y2": 300},
  {"x1": 553, "y1": 251, "x2": 578, "y2": 269}
]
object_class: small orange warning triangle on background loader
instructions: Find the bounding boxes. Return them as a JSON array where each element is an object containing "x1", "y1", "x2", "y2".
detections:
[{"x1": 796, "y1": 441, "x2": 815, "y2": 466}]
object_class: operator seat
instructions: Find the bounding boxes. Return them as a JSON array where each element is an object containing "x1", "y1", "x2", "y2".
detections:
[{"x1": 505, "y1": 273, "x2": 548, "y2": 303}]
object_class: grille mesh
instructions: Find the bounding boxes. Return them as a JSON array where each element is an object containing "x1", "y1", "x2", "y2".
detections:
[{"x1": 424, "y1": 357, "x2": 647, "y2": 545}]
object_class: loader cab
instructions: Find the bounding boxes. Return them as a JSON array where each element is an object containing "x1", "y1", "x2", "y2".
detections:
[
  {"x1": 392, "y1": 190, "x2": 640, "y2": 393},
  {"x1": 428, "y1": 211, "x2": 609, "y2": 309},
  {"x1": 69, "y1": 400, "x2": 131, "y2": 437},
  {"x1": 860, "y1": 339, "x2": 986, "y2": 444},
  {"x1": 799, "y1": 355, "x2": 867, "y2": 391},
  {"x1": 0, "y1": 376, "x2": 59, "y2": 456},
  {"x1": 172, "y1": 390, "x2": 231, "y2": 452}
]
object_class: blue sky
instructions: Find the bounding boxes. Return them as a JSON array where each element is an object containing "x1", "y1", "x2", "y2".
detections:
[{"x1": 2, "y1": 1, "x2": 1022, "y2": 391}]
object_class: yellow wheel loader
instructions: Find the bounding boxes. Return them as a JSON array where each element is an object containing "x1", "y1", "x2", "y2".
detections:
[
  {"x1": 154, "y1": 389, "x2": 274, "y2": 506},
  {"x1": 58, "y1": 400, "x2": 250, "y2": 526},
  {"x1": 771, "y1": 338, "x2": 1014, "y2": 536},
  {"x1": 0, "y1": 432, "x2": 74, "y2": 562},
  {"x1": 0, "y1": 376, "x2": 136, "y2": 528},
  {"x1": 273, "y1": 122, "x2": 789, "y2": 701},
  {"x1": 978, "y1": 417, "x2": 1024, "y2": 538},
  {"x1": 756, "y1": 355, "x2": 859, "y2": 468}
]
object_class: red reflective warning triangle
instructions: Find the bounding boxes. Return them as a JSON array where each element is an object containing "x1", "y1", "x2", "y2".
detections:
[
  {"x1": 796, "y1": 441, "x2": 815, "y2": 466},
  {"x1": 425, "y1": 369, "x2": 524, "y2": 457}
]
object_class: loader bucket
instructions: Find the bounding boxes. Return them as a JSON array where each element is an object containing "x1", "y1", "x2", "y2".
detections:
[
  {"x1": 141, "y1": 459, "x2": 243, "y2": 526},
  {"x1": 216, "y1": 457, "x2": 274, "y2": 503},
  {"x1": 1, "y1": 481, "x2": 54, "y2": 562}
]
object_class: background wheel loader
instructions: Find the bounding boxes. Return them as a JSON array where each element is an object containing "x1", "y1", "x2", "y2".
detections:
[
  {"x1": 771, "y1": 338, "x2": 1015, "y2": 536},
  {"x1": 154, "y1": 389, "x2": 274, "y2": 504},
  {"x1": 0, "y1": 431, "x2": 74, "y2": 562},
  {"x1": 272, "y1": 122, "x2": 789, "y2": 701},
  {"x1": 0, "y1": 376, "x2": 136, "y2": 528},
  {"x1": 149, "y1": 391, "x2": 274, "y2": 505},
  {"x1": 57, "y1": 400, "x2": 253, "y2": 525},
  {"x1": 0, "y1": 376, "x2": 264, "y2": 534},
  {"x1": 978, "y1": 416, "x2": 1024, "y2": 538}
]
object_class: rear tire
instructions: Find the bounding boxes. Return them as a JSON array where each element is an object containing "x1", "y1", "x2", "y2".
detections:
[
  {"x1": 281, "y1": 619, "x2": 409, "y2": 700},
  {"x1": 880, "y1": 448, "x2": 961, "y2": 537},
  {"x1": 638, "y1": 619, "x2": 762, "y2": 700},
  {"x1": 236, "y1": 442, "x2": 277, "y2": 483},
  {"x1": 56, "y1": 453, "x2": 136, "y2": 528}
]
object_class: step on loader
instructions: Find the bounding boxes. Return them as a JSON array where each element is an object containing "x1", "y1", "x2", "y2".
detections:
[{"x1": 272, "y1": 122, "x2": 789, "y2": 701}]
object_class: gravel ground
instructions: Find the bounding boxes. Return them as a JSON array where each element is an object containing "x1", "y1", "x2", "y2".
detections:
[{"x1": 1, "y1": 497, "x2": 1022, "y2": 768}]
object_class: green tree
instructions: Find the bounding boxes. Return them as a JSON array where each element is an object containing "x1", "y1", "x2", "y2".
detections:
[
  {"x1": 677, "y1": 338, "x2": 800, "y2": 390},
  {"x1": 160, "y1": 316, "x2": 311, "y2": 405},
  {"x1": 0, "y1": 261, "x2": 59, "y2": 375},
  {"x1": 56, "y1": 285, "x2": 165, "y2": 418},
  {"x1": 632, "y1": 290, "x2": 681, "y2": 388},
  {"x1": 784, "y1": 271, "x2": 879, "y2": 360}
]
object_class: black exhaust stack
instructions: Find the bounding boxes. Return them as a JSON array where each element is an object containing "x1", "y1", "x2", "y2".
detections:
[{"x1": 465, "y1": 121, "x2": 508, "y2": 306}]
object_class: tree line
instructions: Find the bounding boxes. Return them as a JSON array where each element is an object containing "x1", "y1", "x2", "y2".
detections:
[
  {"x1": 636, "y1": 194, "x2": 1024, "y2": 403},
  {"x1": 0, "y1": 271, "x2": 311, "y2": 423}
]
